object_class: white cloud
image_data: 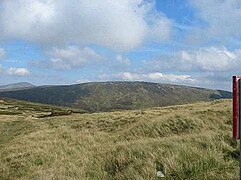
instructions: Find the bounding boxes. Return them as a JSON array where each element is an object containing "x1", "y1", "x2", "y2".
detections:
[
  {"x1": 148, "y1": 47, "x2": 241, "y2": 72},
  {"x1": 119, "y1": 72, "x2": 142, "y2": 81},
  {"x1": 116, "y1": 55, "x2": 131, "y2": 66},
  {"x1": 0, "y1": 64, "x2": 30, "y2": 76},
  {"x1": 33, "y1": 46, "x2": 105, "y2": 70},
  {"x1": 0, "y1": 0, "x2": 173, "y2": 51},
  {"x1": 116, "y1": 72, "x2": 195, "y2": 83},
  {"x1": 145, "y1": 72, "x2": 193, "y2": 82},
  {"x1": 48, "y1": 46, "x2": 104, "y2": 70},
  {"x1": 147, "y1": 13, "x2": 173, "y2": 42},
  {"x1": 76, "y1": 79, "x2": 91, "y2": 84},
  {"x1": 0, "y1": 48, "x2": 5, "y2": 59},
  {"x1": 189, "y1": 0, "x2": 241, "y2": 42},
  {"x1": 7, "y1": 67, "x2": 30, "y2": 76},
  {"x1": 193, "y1": 47, "x2": 238, "y2": 71},
  {"x1": 97, "y1": 71, "x2": 233, "y2": 90},
  {"x1": 143, "y1": 46, "x2": 241, "y2": 90}
]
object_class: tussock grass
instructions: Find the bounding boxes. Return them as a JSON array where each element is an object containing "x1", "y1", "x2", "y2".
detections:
[{"x1": 0, "y1": 99, "x2": 238, "y2": 179}]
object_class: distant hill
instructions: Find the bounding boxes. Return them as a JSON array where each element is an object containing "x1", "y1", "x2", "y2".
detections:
[
  {"x1": 0, "y1": 82, "x2": 35, "y2": 92},
  {"x1": 0, "y1": 81, "x2": 232, "y2": 112}
]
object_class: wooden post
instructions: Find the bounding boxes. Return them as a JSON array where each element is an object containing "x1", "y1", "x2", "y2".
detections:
[
  {"x1": 239, "y1": 79, "x2": 241, "y2": 179},
  {"x1": 233, "y1": 76, "x2": 240, "y2": 139}
]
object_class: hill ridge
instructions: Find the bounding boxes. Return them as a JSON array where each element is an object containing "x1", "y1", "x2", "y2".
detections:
[
  {"x1": 0, "y1": 82, "x2": 35, "y2": 92},
  {"x1": 0, "y1": 81, "x2": 231, "y2": 112}
]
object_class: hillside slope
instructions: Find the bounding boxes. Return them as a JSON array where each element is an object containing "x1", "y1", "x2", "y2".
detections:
[
  {"x1": 0, "y1": 81, "x2": 231, "y2": 112},
  {"x1": 0, "y1": 99, "x2": 238, "y2": 179},
  {"x1": 0, "y1": 82, "x2": 35, "y2": 92}
]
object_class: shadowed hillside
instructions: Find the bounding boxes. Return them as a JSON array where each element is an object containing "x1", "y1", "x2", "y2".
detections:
[
  {"x1": 0, "y1": 81, "x2": 231, "y2": 112},
  {"x1": 0, "y1": 98, "x2": 238, "y2": 179}
]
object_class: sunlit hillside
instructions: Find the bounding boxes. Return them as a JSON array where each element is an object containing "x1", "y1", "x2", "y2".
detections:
[
  {"x1": 0, "y1": 98, "x2": 238, "y2": 179},
  {"x1": 0, "y1": 82, "x2": 232, "y2": 112}
]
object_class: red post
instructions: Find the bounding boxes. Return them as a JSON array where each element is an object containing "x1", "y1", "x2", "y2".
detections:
[
  {"x1": 233, "y1": 76, "x2": 239, "y2": 139},
  {"x1": 233, "y1": 76, "x2": 240, "y2": 139},
  {"x1": 232, "y1": 76, "x2": 241, "y2": 178}
]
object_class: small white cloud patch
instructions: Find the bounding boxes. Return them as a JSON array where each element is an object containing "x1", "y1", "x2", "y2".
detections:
[
  {"x1": 7, "y1": 67, "x2": 30, "y2": 76},
  {"x1": 117, "y1": 72, "x2": 194, "y2": 83},
  {"x1": 47, "y1": 46, "x2": 104, "y2": 70},
  {"x1": 116, "y1": 55, "x2": 131, "y2": 66}
]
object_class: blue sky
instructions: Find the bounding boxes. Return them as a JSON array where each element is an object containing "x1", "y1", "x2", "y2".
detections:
[{"x1": 0, "y1": 0, "x2": 241, "y2": 90}]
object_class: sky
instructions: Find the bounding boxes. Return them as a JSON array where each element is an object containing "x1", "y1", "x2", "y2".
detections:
[{"x1": 0, "y1": 0, "x2": 241, "y2": 90}]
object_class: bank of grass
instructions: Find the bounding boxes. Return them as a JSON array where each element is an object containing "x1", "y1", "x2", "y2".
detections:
[{"x1": 0, "y1": 99, "x2": 238, "y2": 179}]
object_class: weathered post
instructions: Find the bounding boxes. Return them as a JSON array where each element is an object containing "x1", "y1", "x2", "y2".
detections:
[
  {"x1": 233, "y1": 76, "x2": 241, "y2": 178},
  {"x1": 233, "y1": 76, "x2": 239, "y2": 139}
]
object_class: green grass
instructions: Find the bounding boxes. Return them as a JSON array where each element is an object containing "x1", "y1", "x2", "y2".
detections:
[{"x1": 0, "y1": 99, "x2": 238, "y2": 179}]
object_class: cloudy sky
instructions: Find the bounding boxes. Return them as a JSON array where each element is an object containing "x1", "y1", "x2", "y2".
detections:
[{"x1": 0, "y1": 0, "x2": 240, "y2": 90}]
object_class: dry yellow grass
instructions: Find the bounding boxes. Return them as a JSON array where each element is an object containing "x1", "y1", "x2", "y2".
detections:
[{"x1": 0, "y1": 99, "x2": 238, "y2": 179}]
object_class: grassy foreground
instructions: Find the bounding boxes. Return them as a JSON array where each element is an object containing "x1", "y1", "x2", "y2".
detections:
[{"x1": 0, "y1": 98, "x2": 239, "y2": 179}]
